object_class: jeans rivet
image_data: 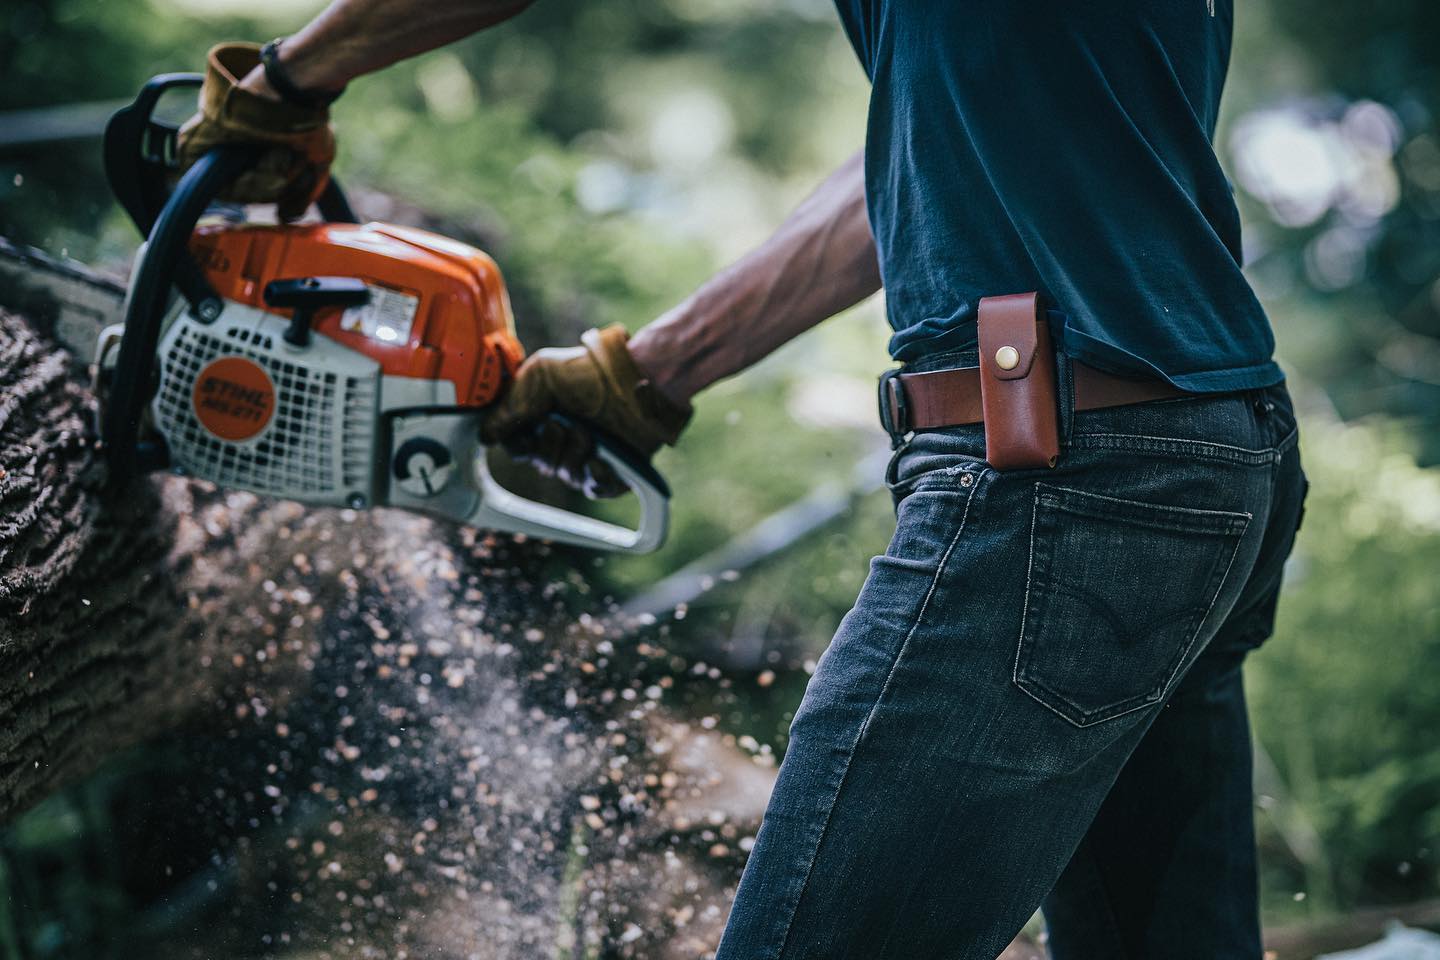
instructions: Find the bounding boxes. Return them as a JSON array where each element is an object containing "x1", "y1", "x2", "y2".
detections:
[{"x1": 960, "y1": 473, "x2": 974, "y2": 487}]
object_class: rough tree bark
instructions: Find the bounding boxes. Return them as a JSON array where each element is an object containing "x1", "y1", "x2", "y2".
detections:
[
  {"x1": 0, "y1": 249, "x2": 774, "y2": 958},
  {"x1": 0, "y1": 302, "x2": 217, "y2": 814}
]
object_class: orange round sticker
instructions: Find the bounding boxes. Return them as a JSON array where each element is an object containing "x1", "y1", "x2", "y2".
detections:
[{"x1": 191, "y1": 356, "x2": 276, "y2": 442}]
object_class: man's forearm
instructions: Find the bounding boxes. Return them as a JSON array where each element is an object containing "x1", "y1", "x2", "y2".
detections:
[
  {"x1": 629, "y1": 150, "x2": 881, "y2": 405},
  {"x1": 226, "y1": 1, "x2": 879, "y2": 409},
  {"x1": 238, "y1": 0, "x2": 533, "y2": 100}
]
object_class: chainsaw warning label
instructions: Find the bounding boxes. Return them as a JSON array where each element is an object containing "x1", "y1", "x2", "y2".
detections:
[
  {"x1": 192, "y1": 356, "x2": 276, "y2": 442},
  {"x1": 341, "y1": 284, "x2": 419, "y2": 345}
]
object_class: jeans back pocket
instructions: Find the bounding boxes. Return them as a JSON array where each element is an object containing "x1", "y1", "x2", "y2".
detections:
[{"x1": 1014, "y1": 482, "x2": 1251, "y2": 727}]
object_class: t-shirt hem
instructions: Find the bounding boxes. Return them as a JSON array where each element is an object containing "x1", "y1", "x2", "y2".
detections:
[
  {"x1": 889, "y1": 321, "x2": 1287, "y2": 393},
  {"x1": 1159, "y1": 362, "x2": 1286, "y2": 392},
  {"x1": 1058, "y1": 327, "x2": 1285, "y2": 394}
]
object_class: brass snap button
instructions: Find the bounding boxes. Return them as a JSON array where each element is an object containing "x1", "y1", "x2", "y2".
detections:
[{"x1": 995, "y1": 345, "x2": 1020, "y2": 370}]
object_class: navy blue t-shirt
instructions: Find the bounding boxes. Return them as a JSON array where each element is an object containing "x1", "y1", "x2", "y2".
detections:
[{"x1": 834, "y1": 0, "x2": 1284, "y2": 392}]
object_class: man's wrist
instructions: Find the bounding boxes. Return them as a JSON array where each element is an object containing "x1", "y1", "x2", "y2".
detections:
[
  {"x1": 237, "y1": 38, "x2": 346, "y2": 107},
  {"x1": 260, "y1": 38, "x2": 346, "y2": 107},
  {"x1": 237, "y1": 65, "x2": 285, "y2": 103},
  {"x1": 628, "y1": 321, "x2": 702, "y2": 408}
]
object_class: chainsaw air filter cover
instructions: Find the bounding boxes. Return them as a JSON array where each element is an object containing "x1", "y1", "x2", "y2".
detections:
[{"x1": 154, "y1": 301, "x2": 380, "y2": 503}]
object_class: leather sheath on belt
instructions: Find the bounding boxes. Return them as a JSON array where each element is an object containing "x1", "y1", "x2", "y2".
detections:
[
  {"x1": 881, "y1": 292, "x2": 1194, "y2": 469},
  {"x1": 977, "y1": 292, "x2": 1061, "y2": 469}
]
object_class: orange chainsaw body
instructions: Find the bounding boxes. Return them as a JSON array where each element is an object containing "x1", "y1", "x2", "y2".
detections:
[
  {"x1": 188, "y1": 220, "x2": 525, "y2": 407},
  {"x1": 99, "y1": 70, "x2": 668, "y2": 552}
]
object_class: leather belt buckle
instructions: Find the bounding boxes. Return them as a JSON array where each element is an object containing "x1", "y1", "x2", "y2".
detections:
[{"x1": 877, "y1": 367, "x2": 910, "y2": 449}]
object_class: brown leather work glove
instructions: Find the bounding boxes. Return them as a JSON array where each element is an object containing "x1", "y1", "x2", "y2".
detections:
[
  {"x1": 177, "y1": 43, "x2": 336, "y2": 222},
  {"x1": 481, "y1": 324, "x2": 692, "y2": 499}
]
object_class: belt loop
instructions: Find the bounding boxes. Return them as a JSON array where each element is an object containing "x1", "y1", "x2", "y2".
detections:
[
  {"x1": 1056, "y1": 350, "x2": 1075, "y2": 443},
  {"x1": 877, "y1": 367, "x2": 909, "y2": 449},
  {"x1": 1048, "y1": 311, "x2": 1075, "y2": 444}
]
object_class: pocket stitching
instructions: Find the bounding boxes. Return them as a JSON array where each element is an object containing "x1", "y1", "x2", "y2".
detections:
[
  {"x1": 888, "y1": 460, "x2": 989, "y2": 499},
  {"x1": 1012, "y1": 483, "x2": 1253, "y2": 728},
  {"x1": 1069, "y1": 432, "x2": 1278, "y2": 466},
  {"x1": 1162, "y1": 511, "x2": 1252, "y2": 692},
  {"x1": 1038, "y1": 484, "x2": 1252, "y2": 534}
]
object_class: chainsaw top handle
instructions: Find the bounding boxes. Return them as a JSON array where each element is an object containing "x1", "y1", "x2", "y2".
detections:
[
  {"x1": 103, "y1": 73, "x2": 357, "y2": 239},
  {"x1": 101, "y1": 73, "x2": 357, "y2": 483}
]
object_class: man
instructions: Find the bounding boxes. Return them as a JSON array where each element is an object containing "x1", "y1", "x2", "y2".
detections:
[{"x1": 179, "y1": 1, "x2": 1310, "y2": 956}]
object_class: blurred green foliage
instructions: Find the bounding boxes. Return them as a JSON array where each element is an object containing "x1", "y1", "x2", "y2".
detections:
[
  {"x1": 0, "y1": 0, "x2": 1437, "y2": 940},
  {"x1": 1250, "y1": 417, "x2": 1440, "y2": 915},
  {"x1": 1227, "y1": 1, "x2": 1440, "y2": 460}
]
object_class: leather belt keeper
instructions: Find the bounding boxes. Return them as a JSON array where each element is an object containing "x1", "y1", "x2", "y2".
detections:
[{"x1": 880, "y1": 293, "x2": 1195, "y2": 468}]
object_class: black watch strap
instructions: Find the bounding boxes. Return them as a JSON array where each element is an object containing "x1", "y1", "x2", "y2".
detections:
[{"x1": 260, "y1": 38, "x2": 344, "y2": 109}]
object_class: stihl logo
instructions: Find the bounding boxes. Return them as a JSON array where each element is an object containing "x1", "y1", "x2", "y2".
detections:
[
  {"x1": 191, "y1": 356, "x2": 276, "y2": 442},
  {"x1": 200, "y1": 377, "x2": 267, "y2": 410}
]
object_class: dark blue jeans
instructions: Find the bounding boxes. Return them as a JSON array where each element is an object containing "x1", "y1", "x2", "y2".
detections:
[{"x1": 715, "y1": 348, "x2": 1310, "y2": 960}]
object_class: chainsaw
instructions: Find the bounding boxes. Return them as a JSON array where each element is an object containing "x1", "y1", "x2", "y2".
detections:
[{"x1": 91, "y1": 73, "x2": 668, "y2": 553}]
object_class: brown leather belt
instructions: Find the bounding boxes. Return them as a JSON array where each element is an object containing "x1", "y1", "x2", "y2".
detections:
[{"x1": 882, "y1": 360, "x2": 1193, "y2": 436}]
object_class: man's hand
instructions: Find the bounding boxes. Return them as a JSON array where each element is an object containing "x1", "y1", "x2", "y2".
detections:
[
  {"x1": 481, "y1": 325, "x2": 693, "y2": 498},
  {"x1": 483, "y1": 150, "x2": 880, "y2": 498},
  {"x1": 175, "y1": 0, "x2": 534, "y2": 220},
  {"x1": 177, "y1": 43, "x2": 336, "y2": 222}
]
